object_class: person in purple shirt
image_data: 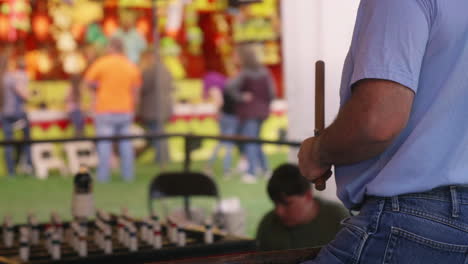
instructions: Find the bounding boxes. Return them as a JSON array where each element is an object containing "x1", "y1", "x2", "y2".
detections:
[
  {"x1": 229, "y1": 44, "x2": 276, "y2": 183},
  {"x1": 203, "y1": 71, "x2": 226, "y2": 101},
  {"x1": 204, "y1": 70, "x2": 243, "y2": 177},
  {"x1": 298, "y1": 0, "x2": 468, "y2": 263}
]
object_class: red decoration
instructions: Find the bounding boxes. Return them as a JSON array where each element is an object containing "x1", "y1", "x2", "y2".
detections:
[
  {"x1": 71, "y1": 23, "x2": 85, "y2": 41},
  {"x1": 56, "y1": 120, "x2": 70, "y2": 131},
  {"x1": 32, "y1": 15, "x2": 50, "y2": 41},
  {"x1": 0, "y1": 15, "x2": 9, "y2": 41},
  {"x1": 103, "y1": 17, "x2": 118, "y2": 36},
  {"x1": 136, "y1": 18, "x2": 150, "y2": 40}
]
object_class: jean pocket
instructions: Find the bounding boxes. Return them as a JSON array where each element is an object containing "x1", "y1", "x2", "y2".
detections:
[
  {"x1": 383, "y1": 227, "x2": 468, "y2": 264},
  {"x1": 318, "y1": 218, "x2": 368, "y2": 264}
]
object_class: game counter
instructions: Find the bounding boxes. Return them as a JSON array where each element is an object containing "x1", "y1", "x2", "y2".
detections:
[
  {"x1": 0, "y1": 211, "x2": 256, "y2": 264},
  {"x1": 155, "y1": 247, "x2": 320, "y2": 264}
]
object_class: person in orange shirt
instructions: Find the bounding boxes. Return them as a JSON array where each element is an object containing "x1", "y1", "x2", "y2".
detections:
[{"x1": 84, "y1": 38, "x2": 141, "y2": 182}]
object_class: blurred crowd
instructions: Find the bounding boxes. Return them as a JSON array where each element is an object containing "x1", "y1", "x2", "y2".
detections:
[
  {"x1": 204, "y1": 43, "x2": 276, "y2": 184},
  {"x1": 0, "y1": 25, "x2": 276, "y2": 183}
]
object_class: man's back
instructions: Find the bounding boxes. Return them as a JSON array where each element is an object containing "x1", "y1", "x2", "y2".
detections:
[
  {"x1": 336, "y1": 0, "x2": 468, "y2": 208},
  {"x1": 138, "y1": 63, "x2": 174, "y2": 122},
  {"x1": 85, "y1": 54, "x2": 141, "y2": 114}
]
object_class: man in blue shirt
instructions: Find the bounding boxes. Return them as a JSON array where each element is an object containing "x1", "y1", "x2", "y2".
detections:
[
  {"x1": 298, "y1": 0, "x2": 468, "y2": 263},
  {"x1": 2, "y1": 57, "x2": 32, "y2": 176}
]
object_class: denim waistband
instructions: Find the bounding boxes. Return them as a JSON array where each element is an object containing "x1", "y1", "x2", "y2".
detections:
[
  {"x1": 393, "y1": 185, "x2": 468, "y2": 204},
  {"x1": 365, "y1": 185, "x2": 468, "y2": 218}
]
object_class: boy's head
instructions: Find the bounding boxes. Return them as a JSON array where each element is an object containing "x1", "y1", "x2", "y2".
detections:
[
  {"x1": 107, "y1": 37, "x2": 124, "y2": 54},
  {"x1": 267, "y1": 163, "x2": 314, "y2": 227}
]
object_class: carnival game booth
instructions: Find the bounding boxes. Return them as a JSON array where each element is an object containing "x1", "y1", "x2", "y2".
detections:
[
  {"x1": 0, "y1": 131, "x2": 312, "y2": 263},
  {"x1": 0, "y1": 0, "x2": 286, "y2": 174}
]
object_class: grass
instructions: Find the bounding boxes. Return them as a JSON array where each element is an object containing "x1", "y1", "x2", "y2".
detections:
[
  {"x1": 0, "y1": 105, "x2": 289, "y2": 238},
  {"x1": 0, "y1": 152, "x2": 288, "y2": 238}
]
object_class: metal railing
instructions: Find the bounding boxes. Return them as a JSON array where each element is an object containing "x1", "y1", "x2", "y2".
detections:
[{"x1": 0, "y1": 133, "x2": 302, "y2": 172}]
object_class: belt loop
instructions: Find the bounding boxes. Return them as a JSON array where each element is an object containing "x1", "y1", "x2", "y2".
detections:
[
  {"x1": 450, "y1": 186, "x2": 459, "y2": 218},
  {"x1": 391, "y1": 196, "x2": 399, "y2": 212},
  {"x1": 348, "y1": 209, "x2": 357, "y2": 216}
]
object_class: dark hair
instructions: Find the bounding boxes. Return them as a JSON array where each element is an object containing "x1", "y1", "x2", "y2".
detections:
[
  {"x1": 236, "y1": 44, "x2": 262, "y2": 71},
  {"x1": 108, "y1": 37, "x2": 124, "y2": 53},
  {"x1": 267, "y1": 163, "x2": 311, "y2": 204}
]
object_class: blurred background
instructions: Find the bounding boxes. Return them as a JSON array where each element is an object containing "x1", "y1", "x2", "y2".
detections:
[{"x1": 0, "y1": 0, "x2": 287, "y2": 238}]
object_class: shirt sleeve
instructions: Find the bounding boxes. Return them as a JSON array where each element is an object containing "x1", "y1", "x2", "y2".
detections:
[
  {"x1": 225, "y1": 73, "x2": 245, "y2": 102},
  {"x1": 265, "y1": 69, "x2": 276, "y2": 101},
  {"x1": 349, "y1": 0, "x2": 431, "y2": 93},
  {"x1": 15, "y1": 72, "x2": 29, "y2": 97}
]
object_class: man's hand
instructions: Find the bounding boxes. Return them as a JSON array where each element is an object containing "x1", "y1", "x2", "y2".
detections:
[{"x1": 297, "y1": 136, "x2": 332, "y2": 190}]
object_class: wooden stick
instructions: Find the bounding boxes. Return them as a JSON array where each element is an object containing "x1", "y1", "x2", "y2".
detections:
[
  {"x1": 315, "y1": 61, "x2": 325, "y2": 137},
  {"x1": 314, "y1": 61, "x2": 327, "y2": 191}
]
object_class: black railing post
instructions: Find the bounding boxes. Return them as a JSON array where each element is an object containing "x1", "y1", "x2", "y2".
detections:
[
  {"x1": 183, "y1": 134, "x2": 193, "y2": 219},
  {"x1": 183, "y1": 135, "x2": 193, "y2": 172}
]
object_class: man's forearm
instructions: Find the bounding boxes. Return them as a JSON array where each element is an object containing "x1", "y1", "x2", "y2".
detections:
[
  {"x1": 317, "y1": 79, "x2": 414, "y2": 166},
  {"x1": 15, "y1": 84, "x2": 30, "y2": 100},
  {"x1": 317, "y1": 103, "x2": 395, "y2": 166}
]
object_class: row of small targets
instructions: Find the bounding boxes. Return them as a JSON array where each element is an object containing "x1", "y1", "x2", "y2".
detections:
[
  {"x1": 1, "y1": 210, "x2": 218, "y2": 262},
  {"x1": 2, "y1": 212, "x2": 64, "y2": 262},
  {"x1": 116, "y1": 208, "x2": 139, "y2": 252},
  {"x1": 94, "y1": 210, "x2": 112, "y2": 254},
  {"x1": 138, "y1": 214, "x2": 163, "y2": 249}
]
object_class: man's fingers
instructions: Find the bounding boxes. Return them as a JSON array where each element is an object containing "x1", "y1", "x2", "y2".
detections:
[
  {"x1": 297, "y1": 148, "x2": 307, "y2": 176},
  {"x1": 314, "y1": 170, "x2": 332, "y2": 191}
]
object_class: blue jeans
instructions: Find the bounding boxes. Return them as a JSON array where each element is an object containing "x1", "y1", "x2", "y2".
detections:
[
  {"x1": 95, "y1": 113, "x2": 134, "y2": 182},
  {"x1": 69, "y1": 109, "x2": 85, "y2": 136},
  {"x1": 2, "y1": 113, "x2": 32, "y2": 176},
  {"x1": 208, "y1": 113, "x2": 239, "y2": 173},
  {"x1": 306, "y1": 186, "x2": 468, "y2": 264},
  {"x1": 144, "y1": 120, "x2": 170, "y2": 165},
  {"x1": 239, "y1": 119, "x2": 267, "y2": 176}
]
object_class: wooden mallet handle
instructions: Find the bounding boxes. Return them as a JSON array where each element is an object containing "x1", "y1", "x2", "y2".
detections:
[{"x1": 314, "y1": 61, "x2": 328, "y2": 191}]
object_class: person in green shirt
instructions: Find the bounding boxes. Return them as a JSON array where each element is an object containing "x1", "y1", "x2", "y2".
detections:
[{"x1": 256, "y1": 163, "x2": 348, "y2": 251}]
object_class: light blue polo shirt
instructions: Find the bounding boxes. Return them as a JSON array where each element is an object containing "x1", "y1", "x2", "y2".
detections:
[{"x1": 336, "y1": 0, "x2": 468, "y2": 209}]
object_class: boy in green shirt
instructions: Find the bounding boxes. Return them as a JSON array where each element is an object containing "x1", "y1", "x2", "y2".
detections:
[{"x1": 256, "y1": 164, "x2": 348, "y2": 251}]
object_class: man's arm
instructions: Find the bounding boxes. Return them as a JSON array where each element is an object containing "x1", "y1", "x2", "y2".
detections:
[
  {"x1": 298, "y1": 79, "x2": 414, "y2": 181},
  {"x1": 132, "y1": 69, "x2": 142, "y2": 109},
  {"x1": 14, "y1": 80, "x2": 30, "y2": 100},
  {"x1": 83, "y1": 61, "x2": 100, "y2": 92},
  {"x1": 225, "y1": 73, "x2": 245, "y2": 102},
  {"x1": 266, "y1": 70, "x2": 276, "y2": 101},
  {"x1": 209, "y1": 88, "x2": 224, "y2": 109},
  {"x1": 82, "y1": 63, "x2": 100, "y2": 111}
]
